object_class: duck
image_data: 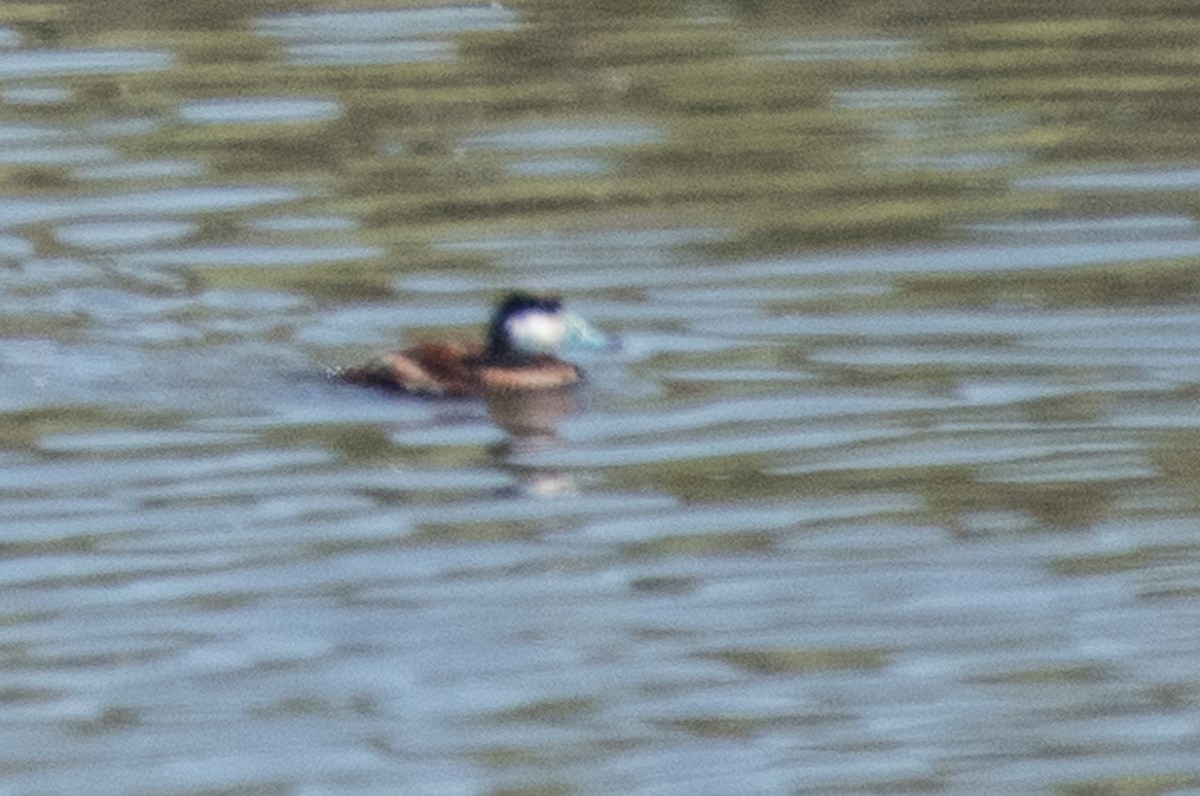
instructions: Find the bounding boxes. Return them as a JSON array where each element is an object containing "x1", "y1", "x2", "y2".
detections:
[{"x1": 338, "y1": 291, "x2": 613, "y2": 398}]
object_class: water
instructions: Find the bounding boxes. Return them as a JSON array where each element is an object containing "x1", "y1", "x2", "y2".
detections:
[{"x1": 4, "y1": 1, "x2": 1200, "y2": 794}]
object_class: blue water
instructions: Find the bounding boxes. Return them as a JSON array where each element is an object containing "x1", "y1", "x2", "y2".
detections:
[{"x1": 3, "y1": 2, "x2": 1200, "y2": 795}]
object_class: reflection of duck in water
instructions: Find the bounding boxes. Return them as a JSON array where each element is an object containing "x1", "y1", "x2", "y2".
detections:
[{"x1": 339, "y1": 292, "x2": 614, "y2": 398}]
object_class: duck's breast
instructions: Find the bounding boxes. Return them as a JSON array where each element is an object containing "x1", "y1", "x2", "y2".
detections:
[{"x1": 477, "y1": 357, "x2": 582, "y2": 392}]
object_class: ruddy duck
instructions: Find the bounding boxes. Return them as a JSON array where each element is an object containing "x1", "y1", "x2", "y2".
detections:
[{"x1": 338, "y1": 292, "x2": 613, "y2": 397}]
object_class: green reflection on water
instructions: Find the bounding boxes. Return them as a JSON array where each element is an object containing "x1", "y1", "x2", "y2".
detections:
[{"x1": 7, "y1": 0, "x2": 1122, "y2": 298}]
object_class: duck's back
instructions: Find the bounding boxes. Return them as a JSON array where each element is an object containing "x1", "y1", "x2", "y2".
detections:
[
  {"x1": 339, "y1": 341, "x2": 482, "y2": 397},
  {"x1": 340, "y1": 343, "x2": 585, "y2": 397}
]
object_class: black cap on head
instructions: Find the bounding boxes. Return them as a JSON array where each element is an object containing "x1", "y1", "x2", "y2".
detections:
[{"x1": 486, "y1": 292, "x2": 563, "y2": 363}]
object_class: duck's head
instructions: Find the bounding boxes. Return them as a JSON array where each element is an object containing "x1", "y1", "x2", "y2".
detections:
[{"x1": 485, "y1": 292, "x2": 613, "y2": 365}]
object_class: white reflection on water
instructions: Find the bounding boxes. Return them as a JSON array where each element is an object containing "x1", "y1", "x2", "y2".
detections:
[
  {"x1": 249, "y1": 214, "x2": 359, "y2": 233},
  {"x1": 0, "y1": 48, "x2": 172, "y2": 78},
  {"x1": 258, "y1": 5, "x2": 519, "y2": 41},
  {"x1": 54, "y1": 220, "x2": 196, "y2": 250},
  {"x1": 1017, "y1": 166, "x2": 1200, "y2": 191},
  {"x1": 118, "y1": 244, "x2": 385, "y2": 267},
  {"x1": 258, "y1": 5, "x2": 519, "y2": 65},
  {"x1": 733, "y1": 238, "x2": 1200, "y2": 276},
  {"x1": 277, "y1": 39, "x2": 454, "y2": 66},
  {"x1": 462, "y1": 121, "x2": 666, "y2": 151},
  {"x1": 0, "y1": 143, "x2": 112, "y2": 166},
  {"x1": 0, "y1": 185, "x2": 306, "y2": 226},
  {"x1": 969, "y1": 213, "x2": 1198, "y2": 237},
  {"x1": 177, "y1": 97, "x2": 343, "y2": 125},
  {"x1": 2, "y1": 83, "x2": 72, "y2": 105},
  {"x1": 73, "y1": 159, "x2": 206, "y2": 181}
]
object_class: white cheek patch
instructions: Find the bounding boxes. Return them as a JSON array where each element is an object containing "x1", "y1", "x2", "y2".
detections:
[{"x1": 506, "y1": 311, "x2": 566, "y2": 353}]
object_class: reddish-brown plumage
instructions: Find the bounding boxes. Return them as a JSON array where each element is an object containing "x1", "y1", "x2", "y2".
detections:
[
  {"x1": 338, "y1": 340, "x2": 583, "y2": 397},
  {"x1": 337, "y1": 292, "x2": 603, "y2": 398}
]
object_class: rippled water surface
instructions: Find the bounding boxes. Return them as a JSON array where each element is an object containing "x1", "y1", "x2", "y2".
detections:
[{"x1": 6, "y1": 1, "x2": 1200, "y2": 794}]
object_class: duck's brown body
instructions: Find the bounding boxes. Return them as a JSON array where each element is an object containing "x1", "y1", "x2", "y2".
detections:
[{"x1": 339, "y1": 340, "x2": 584, "y2": 398}]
